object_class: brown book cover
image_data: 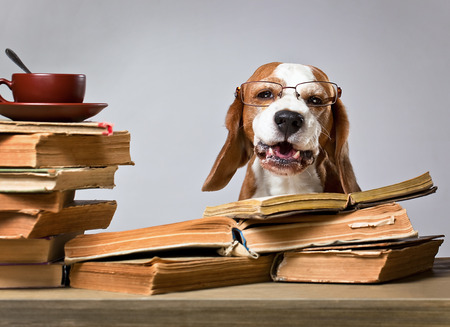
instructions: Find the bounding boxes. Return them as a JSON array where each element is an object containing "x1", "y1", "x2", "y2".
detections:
[
  {"x1": 69, "y1": 254, "x2": 274, "y2": 295},
  {"x1": 203, "y1": 172, "x2": 436, "y2": 219},
  {"x1": 65, "y1": 203, "x2": 417, "y2": 264},
  {"x1": 271, "y1": 236, "x2": 443, "y2": 284},
  {"x1": 0, "y1": 200, "x2": 116, "y2": 239},
  {"x1": 0, "y1": 166, "x2": 117, "y2": 192},
  {"x1": 0, "y1": 131, "x2": 133, "y2": 168},
  {"x1": 0, "y1": 190, "x2": 75, "y2": 212},
  {"x1": 65, "y1": 216, "x2": 248, "y2": 263}
]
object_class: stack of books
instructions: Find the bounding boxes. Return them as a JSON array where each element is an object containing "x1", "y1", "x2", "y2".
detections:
[
  {"x1": 0, "y1": 120, "x2": 132, "y2": 288},
  {"x1": 65, "y1": 171, "x2": 444, "y2": 295}
]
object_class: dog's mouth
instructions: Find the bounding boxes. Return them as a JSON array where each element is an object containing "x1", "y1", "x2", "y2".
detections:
[{"x1": 255, "y1": 141, "x2": 315, "y2": 176}]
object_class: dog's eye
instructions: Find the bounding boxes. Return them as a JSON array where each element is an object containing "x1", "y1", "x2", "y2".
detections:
[
  {"x1": 257, "y1": 90, "x2": 274, "y2": 99},
  {"x1": 307, "y1": 96, "x2": 323, "y2": 106}
]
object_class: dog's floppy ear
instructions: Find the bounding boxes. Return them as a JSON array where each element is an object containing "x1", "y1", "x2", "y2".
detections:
[
  {"x1": 202, "y1": 96, "x2": 253, "y2": 192},
  {"x1": 319, "y1": 98, "x2": 361, "y2": 193}
]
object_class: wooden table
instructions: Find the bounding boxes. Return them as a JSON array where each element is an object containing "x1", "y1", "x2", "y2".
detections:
[{"x1": 1, "y1": 258, "x2": 449, "y2": 327}]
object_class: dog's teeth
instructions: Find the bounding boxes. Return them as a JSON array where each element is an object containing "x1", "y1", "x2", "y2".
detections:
[
  {"x1": 268, "y1": 148, "x2": 274, "y2": 156},
  {"x1": 293, "y1": 151, "x2": 301, "y2": 159}
]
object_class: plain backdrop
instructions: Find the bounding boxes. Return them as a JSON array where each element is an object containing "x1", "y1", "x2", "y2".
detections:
[{"x1": 0, "y1": 0, "x2": 449, "y2": 256}]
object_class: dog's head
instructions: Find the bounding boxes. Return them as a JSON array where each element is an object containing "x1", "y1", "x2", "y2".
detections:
[{"x1": 202, "y1": 62, "x2": 359, "y2": 196}]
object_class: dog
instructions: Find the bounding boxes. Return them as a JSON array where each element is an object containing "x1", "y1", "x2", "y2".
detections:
[{"x1": 202, "y1": 62, "x2": 360, "y2": 200}]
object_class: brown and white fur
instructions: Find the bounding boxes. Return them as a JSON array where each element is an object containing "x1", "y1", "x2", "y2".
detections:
[{"x1": 202, "y1": 62, "x2": 360, "y2": 200}]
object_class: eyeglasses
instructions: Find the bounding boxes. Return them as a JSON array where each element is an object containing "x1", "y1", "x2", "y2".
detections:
[{"x1": 236, "y1": 81, "x2": 341, "y2": 107}]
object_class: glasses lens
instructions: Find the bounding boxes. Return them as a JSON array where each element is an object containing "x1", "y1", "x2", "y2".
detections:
[
  {"x1": 241, "y1": 82, "x2": 282, "y2": 106},
  {"x1": 296, "y1": 82, "x2": 338, "y2": 107}
]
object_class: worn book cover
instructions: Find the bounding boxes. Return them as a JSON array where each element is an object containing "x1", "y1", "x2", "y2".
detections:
[
  {"x1": 0, "y1": 132, "x2": 133, "y2": 168},
  {"x1": 271, "y1": 236, "x2": 443, "y2": 284},
  {"x1": 0, "y1": 200, "x2": 116, "y2": 239},
  {"x1": 0, "y1": 190, "x2": 75, "y2": 212},
  {"x1": 65, "y1": 203, "x2": 417, "y2": 264}
]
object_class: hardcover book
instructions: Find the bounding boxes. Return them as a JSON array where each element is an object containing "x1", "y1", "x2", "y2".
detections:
[
  {"x1": 0, "y1": 200, "x2": 116, "y2": 239},
  {"x1": 0, "y1": 131, "x2": 133, "y2": 168},
  {"x1": 0, "y1": 262, "x2": 67, "y2": 288},
  {"x1": 271, "y1": 236, "x2": 443, "y2": 284},
  {"x1": 0, "y1": 190, "x2": 75, "y2": 212},
  {"x1": 0, "y1": 233, "x2": 80, "y2": 263},
  {"x1": 0, "y1": 166, "x2": 117, "y2": 192}
]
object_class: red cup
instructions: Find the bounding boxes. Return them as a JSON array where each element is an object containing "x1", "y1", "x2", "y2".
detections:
[{"x1": 0, "y1": 73, "x2": 86, "y2": 103}]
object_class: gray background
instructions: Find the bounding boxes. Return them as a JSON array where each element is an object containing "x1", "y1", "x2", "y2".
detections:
[{"x1": 1, "y1": 0, "x2": 449, "y2": 256}]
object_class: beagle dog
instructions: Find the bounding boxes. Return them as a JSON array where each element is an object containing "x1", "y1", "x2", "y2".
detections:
[{"x1": 202, "y1": 62, "x2": 360, "y2": 200}]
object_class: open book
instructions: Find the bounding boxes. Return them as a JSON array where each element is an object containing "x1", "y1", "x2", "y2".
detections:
[
  {"x1": 203, "y1": 172, "x2": 436, "y2": 219},
  {"x1": 65, "y1": 203, "x2": 417, "y2": 264}
]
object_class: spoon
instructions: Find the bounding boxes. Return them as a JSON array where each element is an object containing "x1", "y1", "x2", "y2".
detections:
[{"x1": 5, "y1": 48, "x2": 32, "y2": 73}]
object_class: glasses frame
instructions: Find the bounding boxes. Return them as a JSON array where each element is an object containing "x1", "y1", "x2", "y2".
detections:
[{"x1": 235, "y1": 81, "x2": 342, "y2": 107}]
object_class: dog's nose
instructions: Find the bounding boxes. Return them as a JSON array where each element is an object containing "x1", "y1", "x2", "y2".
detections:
[{"x1": 274, "y1": 110, "x2": 304, "y2": 137}]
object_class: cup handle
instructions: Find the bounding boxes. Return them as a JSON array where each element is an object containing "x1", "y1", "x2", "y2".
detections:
[{"x1": 0, "y1": 78, "x2": 13, "y2": 103}]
